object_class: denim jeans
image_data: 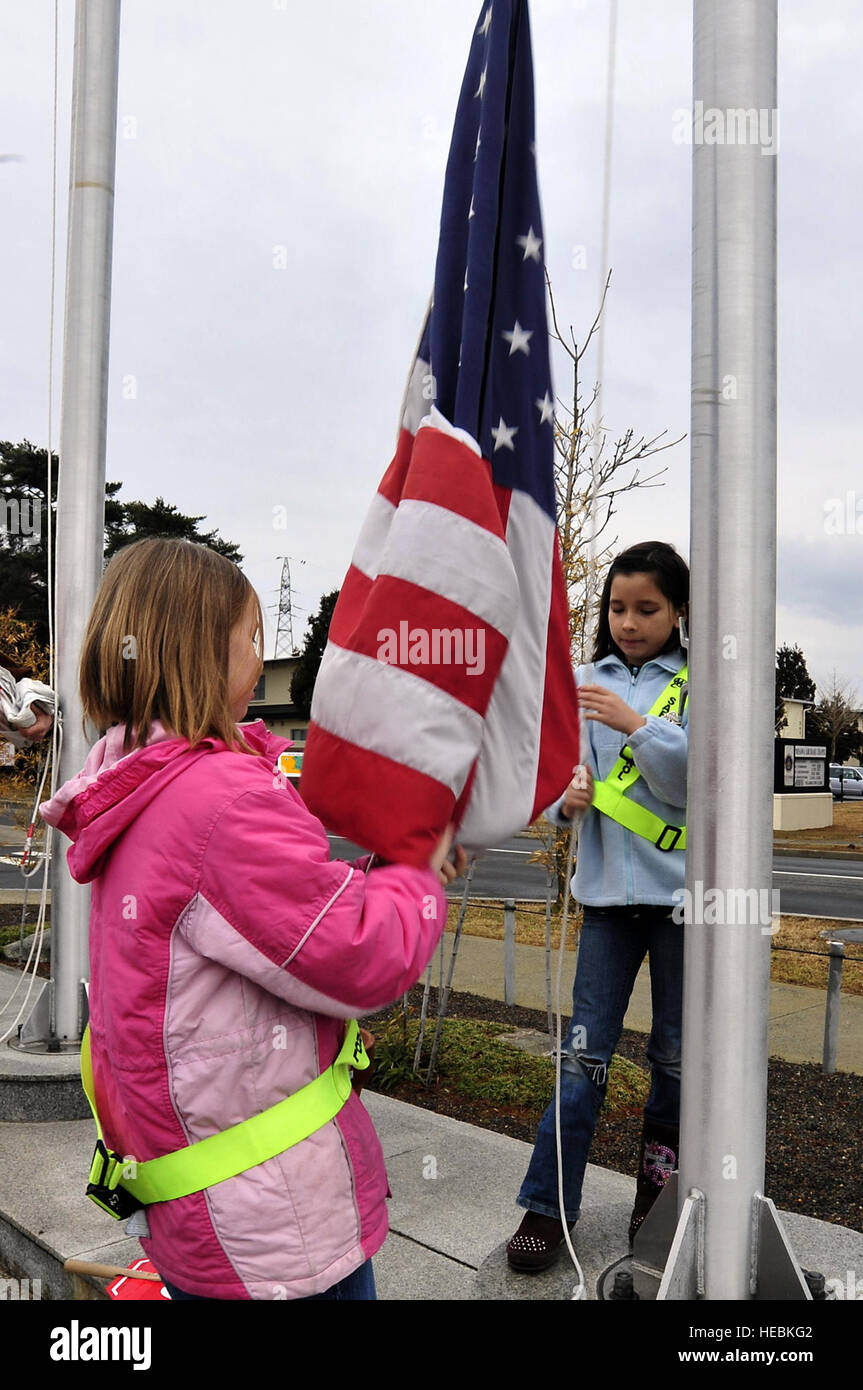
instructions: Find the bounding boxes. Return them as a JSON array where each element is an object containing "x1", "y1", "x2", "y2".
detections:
[
  {"x1": 162, "y1": 1258, "x2": 376, "y2": 1301},
  {"x1": 516, "y1": 906, "x2": 683, "y2": 1223}
]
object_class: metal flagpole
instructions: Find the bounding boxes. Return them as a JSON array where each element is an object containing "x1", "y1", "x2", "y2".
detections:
[
  {"x1": 50, "y1": 1, "x2": 122, "y2": 1044},
  {"x1": 630, "y1": 0, "x2": 809, "y2": 1300}
]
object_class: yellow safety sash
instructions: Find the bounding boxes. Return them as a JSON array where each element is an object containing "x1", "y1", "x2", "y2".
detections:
[
  {"x1": 591, "y1": 665, "x2": 688, "y2": 851},
  {"x1": 81, "y1": 1019, "x2": 369, "y2": 1209}
]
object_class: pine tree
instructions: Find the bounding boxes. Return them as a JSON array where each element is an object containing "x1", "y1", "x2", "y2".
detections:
[
  {"x1": 290, "y1": 590, "x2": 340, "y2": 720},
  {"x1": 1, "y1": 439, "x2": 242, "y2": 646},
  {"x1": 775, "y1": 643, "x2": 816, "y2": 735}
]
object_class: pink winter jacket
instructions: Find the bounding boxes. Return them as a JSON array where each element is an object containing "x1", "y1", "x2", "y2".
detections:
[{"x1": 39, "y1": 718, "x2": 446, "y2": 1299}]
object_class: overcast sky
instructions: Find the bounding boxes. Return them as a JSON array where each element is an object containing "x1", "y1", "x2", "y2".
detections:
[{"x1": 2, "y1": 1, "x2": 862, "y2": 704}]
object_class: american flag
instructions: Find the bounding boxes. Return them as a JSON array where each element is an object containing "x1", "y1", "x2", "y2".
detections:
[{"x1": 300, "y1": 0, "x2": 578, "y2": 866}]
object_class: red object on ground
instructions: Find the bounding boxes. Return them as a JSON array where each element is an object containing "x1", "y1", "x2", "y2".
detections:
[{"x1": 106, "y1": 1258, "x2": 170, "y2": 1301}]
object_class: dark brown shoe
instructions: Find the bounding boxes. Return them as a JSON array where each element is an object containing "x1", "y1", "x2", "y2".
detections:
[{"x1": 506, "y1": 1212, "x2": 569, "y2": 1272}]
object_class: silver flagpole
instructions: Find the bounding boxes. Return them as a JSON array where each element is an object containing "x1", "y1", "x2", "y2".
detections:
[
  {"x1": 51, "y1": 1, "x2": 122, "y2": 1044},
  {"x1": 631, "y1": 0, "x2": 809, "y2": 1301},
  {"x1": 678, "y1": 0, "x2": 780, "y2": 1299}
]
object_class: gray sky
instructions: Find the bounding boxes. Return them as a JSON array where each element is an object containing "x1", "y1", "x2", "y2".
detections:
[{"x1": 2, "y1": 1, "x2": 862, "y2": 705}]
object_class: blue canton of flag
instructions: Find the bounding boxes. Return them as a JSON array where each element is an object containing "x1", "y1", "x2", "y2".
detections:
[{"x1": 424, "y1": 0, "x2": 556, "y2": 518}]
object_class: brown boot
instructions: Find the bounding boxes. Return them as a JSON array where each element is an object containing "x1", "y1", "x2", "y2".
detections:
[
  {"x1": 628, "y1": 1118, "x2": 678, "y2": 1247},
  {"x1": 507, "y1": 1211, "x2": 570, "y2": 1272}
]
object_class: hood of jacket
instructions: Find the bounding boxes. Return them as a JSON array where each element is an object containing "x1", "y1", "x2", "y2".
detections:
[{"x1": 39, "y1": 718, "x2": 278, "y2": 884}]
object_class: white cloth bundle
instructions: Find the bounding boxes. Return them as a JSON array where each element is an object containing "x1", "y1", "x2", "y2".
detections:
[{"x1": 0, "y1": 665, "x2": 56, "y2": 750}]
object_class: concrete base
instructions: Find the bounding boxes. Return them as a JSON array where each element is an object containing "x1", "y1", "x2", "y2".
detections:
[
  {"x1": 0, "y1": 966, "x2": 89, "y2": 1121},
  {"x1": 773, "y1": 793, "x2": 833, "y2": 831}
]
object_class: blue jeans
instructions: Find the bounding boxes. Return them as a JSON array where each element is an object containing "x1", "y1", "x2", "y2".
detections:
[
  {"x1": 517, "y1": 906, "x2": 683, "y2": 1223},
  {"x1": 162, "y1": 1259, "x2": 376, "y2": 1301}
]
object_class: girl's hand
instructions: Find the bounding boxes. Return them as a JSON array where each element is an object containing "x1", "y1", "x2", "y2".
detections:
[
  {"x1": 351, "y1": 1028, "x2": 376, "y2": 1095},
  {"x1": 561, "y1": 766, "x2": 593, "y2": 819},
  {"x1": 429, "y1": 824, "x2": 469, "y2": 887},
  {"x1": 21, "y1": 705, "x2": 54, "y2": 742},
  {"x1": 579, "y1": 683, "x2": 646, "y2": 738}
]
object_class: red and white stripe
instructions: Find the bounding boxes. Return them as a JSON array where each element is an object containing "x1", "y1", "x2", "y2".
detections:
[{"x1": 300, "y1": 361, "x2": 577, "y2": 865}]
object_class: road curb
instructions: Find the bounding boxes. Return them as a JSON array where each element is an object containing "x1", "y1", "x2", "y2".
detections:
[{"x1": 773, "y1": 847, "x2": 863, "y2": 861}]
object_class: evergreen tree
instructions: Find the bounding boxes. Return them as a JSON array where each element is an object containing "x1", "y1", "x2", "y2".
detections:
[
  {"x1": 290, "y1": 590, "x2": 340, "y2": 720},
  {"x1": 775, "y1": 643, "x2": 816, "y2": 735},
  {"x1": 1, "y1": 439, "x2": 241, "y2": 646}
]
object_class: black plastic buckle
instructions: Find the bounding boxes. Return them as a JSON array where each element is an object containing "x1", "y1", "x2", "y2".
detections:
[
  {"x1": 86, "y1": 1140, "x2": 144, "y2": 1221},
  {"x1": 655, "y1": 824, "x2": 683, "y2": 852}
]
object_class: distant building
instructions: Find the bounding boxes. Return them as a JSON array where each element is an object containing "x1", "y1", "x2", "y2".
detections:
[
  {"x1": 778, "y1": 696, "x2": 813, "y2": 740},
  {"x1": 778, "y1": 699, "x2": 863, "y2": 766},
  {"x1": 245, "y1": 656, "x2": 309, "y2": 744}
]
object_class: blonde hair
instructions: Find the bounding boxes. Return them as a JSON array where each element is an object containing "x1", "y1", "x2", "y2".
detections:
[{"x1": 79, "y1": 538, "x2": 265, "y2": 756}]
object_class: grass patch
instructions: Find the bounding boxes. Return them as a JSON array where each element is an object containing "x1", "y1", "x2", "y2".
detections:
[
  {"x1": 0, "y1": 922, "x2": 42, "y2": 951},
  {"x1": 446, "y1": 898, "x2": 581, "y2": 950},
  {"x1": 774, "y1": 800, "x2": 863, "y2": 849},
  {"x1": 370, "y1": 1012, "x2": 648, "y2": 1123},
  {"x1": 770, "y1": 915, "x2": 863, "y2": 994},
  {"x1": 446, "y1": 902, "x2": 863, "y2": 996}
]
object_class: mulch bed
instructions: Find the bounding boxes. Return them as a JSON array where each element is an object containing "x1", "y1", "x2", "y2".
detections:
[{"x1": 362, "y1": 985, "x2": 863, "y2": 1234}]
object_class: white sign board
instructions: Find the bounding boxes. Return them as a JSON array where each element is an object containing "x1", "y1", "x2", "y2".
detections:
[{"x1": 794, "y1": 759, "x2": 824, "y2": 788}]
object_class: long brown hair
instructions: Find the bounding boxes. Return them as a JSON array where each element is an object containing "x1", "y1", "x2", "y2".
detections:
[
  {"x1": 79, "y1": 538, "x2": 264, "y2": 756},
  {"x1": 591, "y1": 541, "x2": 690, "y2": 664}
]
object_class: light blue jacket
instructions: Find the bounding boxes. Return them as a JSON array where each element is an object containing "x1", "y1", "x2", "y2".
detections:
[{"x1": 546, "y1": 649, "x2": 688, "y2": 907}]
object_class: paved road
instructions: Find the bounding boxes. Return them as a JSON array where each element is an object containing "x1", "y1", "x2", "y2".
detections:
[
  {"x1": 325, "y1": 833, "x2": 552, "y2": 901},
  {"x1": 771, "y1": 856, "x2": 863, "y2": 920},
  {"x1": 326, "y1": 836, "x2": 863, "y2": 920},
  {"x1": 2, "y1": 830, "x2": 861, "y2": 922}
]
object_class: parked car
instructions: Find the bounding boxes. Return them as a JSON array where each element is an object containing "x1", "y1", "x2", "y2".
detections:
[{"x1": 829, "y1": 764, "x2": 863, "y2": 799}]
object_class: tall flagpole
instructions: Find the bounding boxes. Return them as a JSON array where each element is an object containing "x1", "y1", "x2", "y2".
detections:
[
  {"x1": 679, "y1": 0, "x2": 780, "y2": 1299},
  {"x1": 631, "y1": 0, "x2": 809, "y2": 1301},
  {"x1": 51, "y1": 1, "x2": 122, "y2": 1044}
]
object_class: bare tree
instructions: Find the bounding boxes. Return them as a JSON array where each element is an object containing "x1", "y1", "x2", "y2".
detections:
[
  {"x1": 533, "y1": 272, "x2": 686, "y2": 908},
  {"x1": 809, "y1": 670, "x2": 863, "y2": 765}
]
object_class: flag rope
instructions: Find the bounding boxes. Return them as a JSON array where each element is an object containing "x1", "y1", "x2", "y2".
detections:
[
  {"x1": 1, "y1": 1, "x2": 64, "y2": 1047},
  {"x1": 549, "y1": 0, "x2": 619, "y2": 1301}
]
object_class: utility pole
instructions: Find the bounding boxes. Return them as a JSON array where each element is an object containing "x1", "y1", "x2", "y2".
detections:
[{"x1": 274, "y1": 556, "x2": 298, "y2": 658}]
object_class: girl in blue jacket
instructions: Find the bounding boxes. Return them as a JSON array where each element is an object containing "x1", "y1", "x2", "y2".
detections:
[{"x1": 507, "y1": 540, "x2": 690, "y2": 1270}]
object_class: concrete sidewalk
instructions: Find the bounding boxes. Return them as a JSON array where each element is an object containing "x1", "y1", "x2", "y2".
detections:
[
  {"x1": 437, "y1": 930, "x2": 863, "y2": 1074},
  {"x1": 2, "y1": 1091, "x2": 862, "y2": 1302}
]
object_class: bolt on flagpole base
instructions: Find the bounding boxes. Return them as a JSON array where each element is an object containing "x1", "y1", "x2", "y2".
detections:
[
  {"x1": 751, "y1": 1195, "x2": 813, "y2": 1301},
  {"x1": 596, "y1": 1176, "x2": 689, "y2": 1299},
  {"x1": 612, "y1": 1175, "x2": 813, "y2": 1299}
]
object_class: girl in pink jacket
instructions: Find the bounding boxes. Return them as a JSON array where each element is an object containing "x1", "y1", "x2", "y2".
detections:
[{"x1": 40, "y1": 538, "x2": 462, "y2": 1301}]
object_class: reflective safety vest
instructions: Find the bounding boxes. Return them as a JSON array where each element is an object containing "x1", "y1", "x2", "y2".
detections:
[
  {"x1": 590, "y1": 666, "x2": 688, "y2": 852},
  {"x1": 81, "y1": 1018, "x2": 370, "y2": 1218}
]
